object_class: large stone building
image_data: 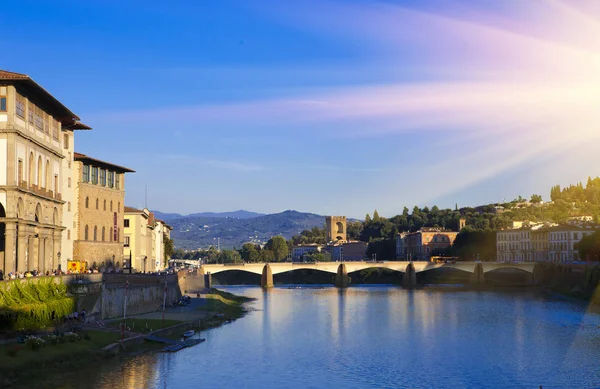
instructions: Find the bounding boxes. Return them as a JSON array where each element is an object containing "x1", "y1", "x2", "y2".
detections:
[
  {"x1": 496, "y1": 223, "x2": 597, "y2": 263},
  {"x1": 396, "y1": 227, "x2": 459, "y2": 261},
  {"x1": 0, "y1": 70, "x2": 89, "y2": 274},
  {"x1": 327, "y1": 241, "x2": 368, "y2": 261},
  {"x1": 72, "y1": 152, "x2": 134, "y2": 268},
  {"x1": 325, "y1": 216, "x2": 346, "y2": 243}
]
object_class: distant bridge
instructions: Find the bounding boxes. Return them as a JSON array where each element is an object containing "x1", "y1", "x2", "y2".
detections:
[{"x1": 193, "y1": 261, "x2": 540, "y2": 288}]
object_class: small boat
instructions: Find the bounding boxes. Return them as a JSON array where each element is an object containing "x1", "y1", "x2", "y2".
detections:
[
  {"x1": 183, "y1": 338, "x2": 206, "y2": 347},
  {"x1": 182, "y1": 330, "x2": 195, "y2": 338},
  {"x1": 162, "y1": 343, "x2": 185, "y2": 352}
]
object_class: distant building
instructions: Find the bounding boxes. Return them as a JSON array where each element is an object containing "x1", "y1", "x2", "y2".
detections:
[
  {"x1": 123, "y1": 207, "x2": 153, "y2": 272},
  {"x1": 327, "y1": 241, "x2": 367, "y2": 261},
  {"x1": 396, "y1": 227, "x2": 458, "y2": 261},
  {"x1": 567, "y1": 215, "x2": 594, "y2": 225},
  {"x1": 497, "y1": 223, "x2": 596, "y2": 263},
  {"x1": 154, "y1": 219, "x2": 172, "y2": 271},
  {"x1": 325, "y1": 216, "x2": 346, "y2": 243},
  {"x1": 292, "y1": 244, "x2": 321, "y2": 261}
]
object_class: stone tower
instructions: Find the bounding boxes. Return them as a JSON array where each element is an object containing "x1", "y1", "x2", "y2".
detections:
[
  {"x1": 326, "y1": 216, "x2": 347, "y2": 243},
  {"x1": 459, "y1": 218, "x2": 466, "y2": 230}
]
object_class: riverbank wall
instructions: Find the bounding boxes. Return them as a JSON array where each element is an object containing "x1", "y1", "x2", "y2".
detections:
[{"x1": 534, "y1": 263, "x2": 600, "y2": 304}]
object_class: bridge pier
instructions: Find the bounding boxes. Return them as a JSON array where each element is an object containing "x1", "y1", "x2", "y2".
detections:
[
  {"x1": 470, "y1": 263, "x2": 484, "y2": 286},
  {"x1": 334, "y1": 263, "x2": 349, "y2": 288},
  {"x1": 204, "y1": 271, "x2": 212, "y2": 290},
  {"x1": 402, "y1": 263, "x2": 416, "y2": 289},
  {"x1": 261, "y1": 263, "x2": 274, "y2": 288},
  {"x1": 531, "y1": 263, "x2": 543, "y2": 286}
]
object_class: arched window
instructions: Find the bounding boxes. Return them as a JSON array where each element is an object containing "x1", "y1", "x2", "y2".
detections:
[
  {"x1": 84, "y1": 225, "x2": 89, "y2": 240},
  {"x1": 117, "y1": 227, "x2": 120, "y2": 242},
  {"x1": 28, "y1": 152, "x2": 34, "y2": 184},
  {"x1": 110, "y1": 227, "x2": 113, "y2": 242},
  {"x1": 103, "y1": 199, "x2": 106, "y2": 211},
  {"x1": 96, "y1": 199, "x2": 99, "y2": 210},
  {"x1": 102, "y1": 226, "x2": 105, "y2": 241},
  {"x1": 45, "y1": 160, "x2": 51, "y2": 190},
  {"x1": 37, "y1": 156, "x2": 42, "y2": 188},
  {"x1": 85, "y1": 197, "x2": 89, "y2": 208},
  {"x1": 110, "y1": 201, "x2": 113, "y2": 212},
  {"x1": 118, "y1": 202, "x2": 121, "y2": 212},
  {"x1": 93, "y1": 226, "x2": 97, "y2": 241}
]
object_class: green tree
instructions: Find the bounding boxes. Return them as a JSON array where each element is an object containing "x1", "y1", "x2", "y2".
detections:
[
  {"x1": 578, "y1": 231, "x2": 600, "y2": 261},
  {"x1": 365, "y1": 213, "x2": 372, "y2": 224},
  {"x1": 373, "y1": 210, "x2": 381, "y2": 223},
  {"x1": 266, "y1": 236, "x2": 289, "y2": 261},
  {"x1": 163, "y1": 236, "x2": 174, "y2": 267},
  {"x1": 259, "y1": 249, "x2": 275, "y2": 262},
  {"x1": 530, "y1": 194, "x2": 543, "y2": 204},
  {"x1": 241, "y1": 243, "x2": 260, "y2": 262}
]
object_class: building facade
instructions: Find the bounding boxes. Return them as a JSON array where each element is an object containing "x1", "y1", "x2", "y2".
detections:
[
  {"x1": 396, "y1": 228, "x2": 459, "y2": 261},
  {"x1": 496, "y1": 223, "x2": 596, "y2": 263},
  {"x1": 0, "y1": 70, "x2": 88, "y2": 274},
  {"x1": 72, "y1": 153, "x2": 134, "y2": 268},
  {"x1": 124, "y1": 207, "x2": 161, "y2": 273},
  {"x1": 153, "y1": 219, "x2": 172, "y2": 271},
  {"x1": 325, "y1": 216, "x2": 346, "y2": 243},
  {"x1": 292, "y1": 244, "x2": 322, "y2": 261}
]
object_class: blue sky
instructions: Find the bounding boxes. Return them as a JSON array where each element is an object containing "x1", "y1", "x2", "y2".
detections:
[{"x1": 2, "y1": 0, "x2": 600, "y2": 218}]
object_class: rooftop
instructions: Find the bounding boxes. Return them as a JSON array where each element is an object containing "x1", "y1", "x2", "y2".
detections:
[
  {"x1": 74, "y1": 152, "x2": 135, "y2": 173},
  {"x1": 0, "y1": 69, "x2": 83, "y2": 125}
]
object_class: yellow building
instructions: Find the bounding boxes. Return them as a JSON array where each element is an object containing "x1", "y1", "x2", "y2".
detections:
[
  {"x1": 0, "y1": 70, "x2": 89, "y2": 274},
  {"x1": 73, "y1": 153, "x2": 134, "y2": 268},
  {"x1": 123, "y1": 207, "x2": 156, "y2": 273}
]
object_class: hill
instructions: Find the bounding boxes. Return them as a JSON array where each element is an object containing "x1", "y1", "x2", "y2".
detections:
[
  {"x1": 169, "y1": 210, "x2": 324, "y2": 249},
  {"x1": 152, "y1": 209, "x2": 265, "y2": 221}
]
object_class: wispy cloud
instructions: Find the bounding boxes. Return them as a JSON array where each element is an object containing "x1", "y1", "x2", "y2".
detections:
[
  {"x1": 166, "y1": 155, "x2": 266, "y2": 172},
  {"x1": 94, "y1": 0, "x2": 600, "y2": 208}
]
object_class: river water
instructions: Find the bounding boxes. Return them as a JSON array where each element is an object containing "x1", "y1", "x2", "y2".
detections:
[{"x1": 32, "y1": 286, "x2": 600, "y2": 389}]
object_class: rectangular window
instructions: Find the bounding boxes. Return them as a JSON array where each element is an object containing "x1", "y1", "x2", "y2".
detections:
[
  {"x1": 63, "y1": 134, "x2": 69, "y2": 149},
  {"x1": 28, "y1": 103, "x2": 34, "y2": 123},
  {"x1": 68, "y1": 201, "x2": 71, "y2": 212},
  {"x1": 107, "y1": 171, "x2": 114, "y2": 188},
  {"x1": 82, "y1": 165, "x2": 90, "y2": 182},
  {"x1": 124, "y1": 236, "x2": 130, "y2": 247},
  {"x1": 0, "y1": 96, "x2": 6, "y2": 112},
  {"x1": 44, "y1": 114, "x2": 50, "y2": 134},
  {"x1": 52, "y1": 120, "x2": 58, "y2": 139},
  {"x1": 99, "y1": 169, "x2": 106, "y2": 186},
  {"x1": 124, "y1": 219, "x2": 130, "y2": 228},
  {"x1": 34, "y1": 107, "x2": 43, "y2": 130},
  {"x1": 15, "y1": 94, "x2": 25, "y2": 118},
  {"x1": 54, "y1": 175, "x2": 58, "y2": 193},
  {"x1": 68, "y1": 177, "x2": 71, "y2": 188},
  {"x1": 115, "y1": 173, "x2": 120, "y2": 190},
  {"x1": 91, "y1": 167, "x2": 98, "y2": 184}
]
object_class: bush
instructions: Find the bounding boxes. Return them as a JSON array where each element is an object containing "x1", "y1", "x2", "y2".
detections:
[
  {"x1": 62, "y1": 332, "x2": 79, "y2": 343},
  {"x1": 45, "y1": 334, "x2": 59, "y2": 344},
  {"x1": 25, "y1": 335, "x2": 46, "y2": 350},
  {"x1": 6, "y1": 345, "x2": 21, "y2": 357}
]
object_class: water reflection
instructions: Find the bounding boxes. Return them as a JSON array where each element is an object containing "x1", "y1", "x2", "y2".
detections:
[{"x1": 21, "y1": 286, "x2": 600, "y2": 389}]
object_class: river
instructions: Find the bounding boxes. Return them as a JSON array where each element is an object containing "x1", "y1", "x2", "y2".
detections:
[{"x1": 27, "y1": 286, "x2": 600, "y2": 389}]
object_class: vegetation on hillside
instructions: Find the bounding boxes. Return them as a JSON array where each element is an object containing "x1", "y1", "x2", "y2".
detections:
[{"x1": 172, "y1": 177, "x2": 600, "y2": 262}]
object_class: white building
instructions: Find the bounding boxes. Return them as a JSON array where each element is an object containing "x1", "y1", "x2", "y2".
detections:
[
  {"x1": 292, "y1": 245, "x2": 321, "y2": 261},
  {"x1": 153, "y1": 219, "x2": 172, "y2": 271},
  {"x1": 548, "y1": 226, "x2": 596, "y2": 262}
]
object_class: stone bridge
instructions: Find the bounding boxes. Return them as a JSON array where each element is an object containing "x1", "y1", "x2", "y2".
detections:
[{"x1": 197, "y1": 261, "x2": 539, "y2": 288}]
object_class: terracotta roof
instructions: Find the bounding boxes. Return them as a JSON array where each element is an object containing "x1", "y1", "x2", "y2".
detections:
[
  {"x1": 61, "y1": 120, "x2": 92, "y2": 131},
  {"x1": 124, "y1": 206, "x2": 142, "y2": 213},
  {"x1": 74, "y1": 152, "x2": 135, "y2": 173},
  {"x1": 0, "y1": 69, "x2": 82, "y2": 124}
]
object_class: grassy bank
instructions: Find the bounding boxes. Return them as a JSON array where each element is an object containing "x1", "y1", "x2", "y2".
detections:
[{"x1": 0, "y1": 330, "x2": 122, "y2": 386}]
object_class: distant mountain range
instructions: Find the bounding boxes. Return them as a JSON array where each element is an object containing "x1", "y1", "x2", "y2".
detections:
[
  {"x1": 164, "y1": 210, "x2": 326, "y2": 250},
  {"x1": 152, "y1": 210, "x2": 265, "y2": 221}
]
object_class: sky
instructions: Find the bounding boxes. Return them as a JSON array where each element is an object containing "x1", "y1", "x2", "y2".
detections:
[{"x1": 2, "y1": 0, "x2": 600, "y2": 218}]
